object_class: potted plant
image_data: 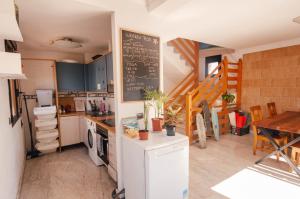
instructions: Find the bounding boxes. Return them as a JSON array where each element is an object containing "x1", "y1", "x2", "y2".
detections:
[
  {"x1": 164, "y1": 105, "x2": 182, "y2": 136},
  {"x1": 139, "y1": 101, "x2": 151, "y2": 140},
  {"x1": 222, "y1": 92, "x2": 235, "y2": 103},
  {"x1": 221, "y1": 92, "x2": 235, "y2": 109},
  {"x1": 144, "y1": 89, "x2": 168, "y2": 132}
]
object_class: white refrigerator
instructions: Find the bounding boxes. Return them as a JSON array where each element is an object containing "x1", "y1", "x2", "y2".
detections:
[{"x1": 123, "y1": 132, "x2": 189, "y2": 199}]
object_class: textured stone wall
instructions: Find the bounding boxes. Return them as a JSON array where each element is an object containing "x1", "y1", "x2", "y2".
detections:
[{"x1": 241, "y1": 45, "x2": 300, "y2": 116}]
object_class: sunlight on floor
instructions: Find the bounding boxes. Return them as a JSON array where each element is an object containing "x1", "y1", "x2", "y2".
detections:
[{"x1": 211, "y1": 165, "x2": 300, "y2": 199}]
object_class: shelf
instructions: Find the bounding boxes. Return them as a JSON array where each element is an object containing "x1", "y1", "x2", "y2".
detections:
[{"x1": 0, "y1": 52, "x2": 26, "y2": 79}]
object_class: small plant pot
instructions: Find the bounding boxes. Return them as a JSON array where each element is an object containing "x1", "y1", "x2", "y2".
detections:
[
  {"x1": 152, "y1": 118, "x2": 164, "y2": 132},
  {"x1": 166, "y1": 125, "x2": 176, "y2": 136},
  {"x1": 139, "y1": 130, "x2": 149, "y2": 140}
]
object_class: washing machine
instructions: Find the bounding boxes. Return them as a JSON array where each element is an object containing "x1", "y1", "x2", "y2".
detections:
[{"x1": 87, "y1": 119, "x2": 103, "y2": 166}]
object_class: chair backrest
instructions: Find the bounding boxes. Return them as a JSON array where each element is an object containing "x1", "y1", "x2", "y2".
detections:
[
  {"x1": 250, "y1": 105, "x2": 263, "y2": 136},
  {"x1": 267, "y1": 102, "x2": 277, "y2": 118},
  {"x1": 250, "y1": 105, "x2": 263, "y2": 122}
]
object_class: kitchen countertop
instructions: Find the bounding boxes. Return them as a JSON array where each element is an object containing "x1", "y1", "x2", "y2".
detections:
[{"x1": 59, "y1": 111, "x2": 115, "y2": 133}]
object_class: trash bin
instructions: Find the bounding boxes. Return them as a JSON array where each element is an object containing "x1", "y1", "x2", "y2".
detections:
[{"x1": 229, "y1": 111, "x2": 250, "y2": 136}]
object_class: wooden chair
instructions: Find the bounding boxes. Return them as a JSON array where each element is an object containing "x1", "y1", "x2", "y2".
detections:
[
  {"x1": 289, "y1": 142, "x2": 300, "y2": 172},
  {"x1": 291, "y1": 142, "x2": 300, "y2": 169},
  {"x1": 250, "y1": 105, "x2": 287, "y2": 160},
  {"x1": 267, "y1": 102, "x2": 277, "y2": 118}
]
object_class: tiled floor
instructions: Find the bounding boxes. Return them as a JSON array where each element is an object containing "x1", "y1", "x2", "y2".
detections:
[
  {"x1": 19, "y1": 146, "x2": 116, "y2": 199},
  {"x1": 20, "y1": 134, "x2": 300, "y2": 199}
]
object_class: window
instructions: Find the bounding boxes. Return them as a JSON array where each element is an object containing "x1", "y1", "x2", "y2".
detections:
[
  {"x1": 205, "y1": 55, "x2": 222, "y2": 77},
  {"x1": 8, "y1": 79, "x2": 22, "y2": 126},
  {"x1": 208, "y1": 62, "x2": 219, "y2": 75}
]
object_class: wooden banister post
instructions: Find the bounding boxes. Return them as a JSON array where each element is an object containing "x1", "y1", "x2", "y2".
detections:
[
  {"x1": 236, "y1": 58, "x2": 243, "y2": 109},
  {"x1": 223, "y1": 56, "x2": 229, "y2": 91},
  {"x1": 186, "y1": 92, "x2": 192, "y2": 144}
]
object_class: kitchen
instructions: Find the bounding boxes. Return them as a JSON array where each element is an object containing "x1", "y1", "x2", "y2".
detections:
[
  {"x1": 1, "y1": 0, "x2": 190, "y2": 198},
  {"x1": 14, "y1": 0, "x2": 120, "y2": 196}
]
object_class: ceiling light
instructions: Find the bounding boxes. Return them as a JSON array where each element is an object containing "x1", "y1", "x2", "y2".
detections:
[
  {"x1": 50, "y1": 38, "x2": 82, "y2": 49},
  {"x1": 293, "y1": 16, "x2": 300, "y2": 24},
  {"x1": 58, "y1": 59, "x2": 79, "y2": 63}
]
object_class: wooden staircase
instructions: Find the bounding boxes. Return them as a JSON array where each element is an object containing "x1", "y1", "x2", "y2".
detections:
[
  {"x1": 165, "y1": 38, "x2": 243, "y2": 143},
  {"x1": 165, "y1": 38, "x2": 200, "y2": 112}
]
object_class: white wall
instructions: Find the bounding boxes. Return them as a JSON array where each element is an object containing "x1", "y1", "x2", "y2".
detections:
[
  {"x1": 110, "y1": 13, "x2": 164, "y2": 191},
  {"x1": 0, "y1": 39, "x2": 26, "y2": 199},
  {"x1": 163, "y1": 43, "x2": 192, "y2": 93}
]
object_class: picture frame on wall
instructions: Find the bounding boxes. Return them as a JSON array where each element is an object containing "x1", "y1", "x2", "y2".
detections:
[{"x1": 8, "y1": 79, "x2": 22, "y2": 126}]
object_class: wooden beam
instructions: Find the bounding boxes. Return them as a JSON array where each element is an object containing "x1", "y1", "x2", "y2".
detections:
[
  {"x1": 52, "y1": 63, "x2": 62, "y2": 152},
  {"x1": 22, "y1": 58, "x2": 56, "y2": 61},
  {"x1": 186, "y1": 93, "x2": 192, "y2": 144}
]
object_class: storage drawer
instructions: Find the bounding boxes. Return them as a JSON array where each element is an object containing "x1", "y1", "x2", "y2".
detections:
[
  {"x1": 108, "y1": 164, "x2": 117, "y2": 182},
  {"x1": 109, "y1": 149, "x2": 117, "y2": 169}
]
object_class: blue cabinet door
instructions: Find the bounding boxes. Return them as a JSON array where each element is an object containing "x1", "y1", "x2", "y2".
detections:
[
  {"x1": 86, "y1": 56, "x2": 107, "y2": 92},
  {"x1": 95, "y1": 56, "x2": 107, "y2": 92},
  {"x1": 106, "y1": 53, "x2": 113, "y2": 85},
  {"x1": 86, "y1": 61, "x2": 97, "y2": 91},
  {"x1": 56, "y1": 62, "x2": 85, "y2": 91}
]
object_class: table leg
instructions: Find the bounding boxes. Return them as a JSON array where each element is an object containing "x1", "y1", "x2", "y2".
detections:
[{"x1": 255, "y1": 131, "x2": 300, "y2": 176}]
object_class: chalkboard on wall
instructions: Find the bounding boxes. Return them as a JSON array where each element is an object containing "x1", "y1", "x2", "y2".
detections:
[{"x1": 121, "y1": 29, "x2": 160, "y2": 102}]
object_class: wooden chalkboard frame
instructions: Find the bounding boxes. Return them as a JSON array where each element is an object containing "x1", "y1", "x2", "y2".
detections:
[{"x1": 120, "y1": 28, "x2": 160, "y2": 102}]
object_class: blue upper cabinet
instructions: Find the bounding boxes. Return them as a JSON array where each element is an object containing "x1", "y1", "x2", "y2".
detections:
[
  {"x1": 56, "y1": 62, "x2": 85, "y2": 92},
  {"x1": 95, "y1": 56, "x2": 107, "y2": 92},
  {"x1": 86, "y1": 55, "x2": 107, "y2": 92},
  {"x1": 106, "y1": 53, "x2": 113, "y2": 87},
  {"x1": 86, "y1": 61, "x2": 97, "y2": 91}
]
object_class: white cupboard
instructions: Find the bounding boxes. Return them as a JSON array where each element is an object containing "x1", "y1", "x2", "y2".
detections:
[
  {"x1": 60, "y1": 116, "x2": 80, "y2": 146},
  {"x1": 108, "y1": 131, "x2": 117, "y2": 181},
  {"x1": 79, "y1": 116, "x2": 88, "y2": 147}
]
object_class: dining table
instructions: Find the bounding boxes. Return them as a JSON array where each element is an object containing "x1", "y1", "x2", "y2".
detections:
[{"x1": 252, "y1": 111, "x2": 300, "y2": 176}]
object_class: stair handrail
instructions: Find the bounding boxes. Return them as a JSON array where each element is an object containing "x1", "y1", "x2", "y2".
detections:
[{"x1": 185, "y1": 56, "x2": 230, "y2": 143}]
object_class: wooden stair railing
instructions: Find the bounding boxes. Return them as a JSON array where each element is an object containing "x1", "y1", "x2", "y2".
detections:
[
  {"x1": 185, "y1": 57, "x2": 243, "y2": 143},
  {"x1": 164, "y1": 37, "x2": 243, "y2": 143}
]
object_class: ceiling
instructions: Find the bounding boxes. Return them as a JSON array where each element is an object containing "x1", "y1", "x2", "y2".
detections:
[
  {"x1": 75, "y1": 0, "x2": 300, "y2": 49},
  {"x1": 16, "y1": 0, "x2": 111, "y2": 54},
  {"x1": 16, "y1": 0, "x2": 300, "y2": 52}
]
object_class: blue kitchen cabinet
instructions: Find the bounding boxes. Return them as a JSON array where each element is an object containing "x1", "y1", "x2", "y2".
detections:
[
  {"x1": 106, "y1": 53, "x2": 113, "y2": 85},
  {"x1": 56, "y1": 62, "x2": 85, "y2": 91},
  {"x1": 86, "y1": 61, "x2": 97, "y2": 91},
  {"x1": 86, "y1": 55, "x2": 107, "y2": 92},
  {"x1": 95, "y1": 56, "x2": 107, "y2": 92}
]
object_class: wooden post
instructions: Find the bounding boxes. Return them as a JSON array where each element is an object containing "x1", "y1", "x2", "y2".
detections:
[
  {"x1": 236, "y1": 59, "x2": 243, "y2": 109},
  {"x1": 52, "y1": 63, "x2": 62, "y2": 152},
  {"x1": 186, "y1": 92, "x2": 192, "y2": 144},
  {"x1": 193, "y1": 41, "x2": 199, "y2": 86},
  {"x1": 223, "y1": 56, "x2": 229, "y2": 91}
]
